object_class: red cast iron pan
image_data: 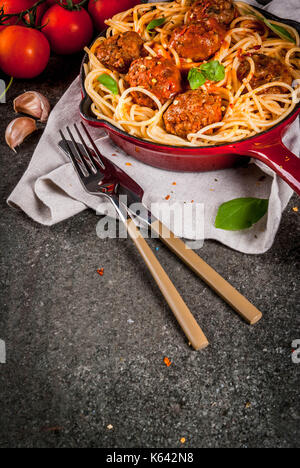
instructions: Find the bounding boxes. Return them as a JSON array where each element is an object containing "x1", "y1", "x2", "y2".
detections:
[{"x1": 80, "y1": 7, "x2": 300, "y2": 196}]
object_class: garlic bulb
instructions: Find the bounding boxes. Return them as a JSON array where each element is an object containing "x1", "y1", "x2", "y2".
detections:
[
  {"x1": 13, "y1": 91, "x2": 50, "y2": 122},
  {"x1": 5, "y1": 117, "x2": 37, "y2": 152}
]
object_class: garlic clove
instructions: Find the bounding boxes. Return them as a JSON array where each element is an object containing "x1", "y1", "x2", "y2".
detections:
[
  {"x1": 5, "y1": 117, "x2": 37, "y2": 152},
  {"x1": 13, "y1": 91, "x2": 51, "y2": 123}
]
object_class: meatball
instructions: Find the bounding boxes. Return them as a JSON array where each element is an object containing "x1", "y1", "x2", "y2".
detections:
[
  {"x1": 169, "y1": 19, "x2": 226, "y2": 62},
  {"x1": 163, "y1": 90, "x2": 222, "y2": 138},
  {"x1": 187, "y1": 0, "x2": 237, "y2": 27},
  {"x1": 96, "y1": 31, "x2": 145, "y2": 74},
  {"x1": 237, "y1": 54, "x2": 293, "y2": 94},
  {"x1": 126, "y1": 57, "x2": 182, "y2": 109}
]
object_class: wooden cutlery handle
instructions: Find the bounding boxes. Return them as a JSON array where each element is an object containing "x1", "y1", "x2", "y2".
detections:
[
  {"x1": 151, "y1": 220, "x2": 262, "y2": 326},
  {"x1": 126, "y1": 219, "x2": 209, "y2": 351}
]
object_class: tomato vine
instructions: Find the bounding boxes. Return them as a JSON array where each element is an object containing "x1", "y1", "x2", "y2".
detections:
[{"x1": 0, "y1": 0, "x2": 88, "y2": 29}]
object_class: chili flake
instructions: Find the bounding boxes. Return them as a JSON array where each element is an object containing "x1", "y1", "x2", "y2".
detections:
[
  {"x1": 180, "y1": 437, "x2": 186, "y2": 444},
  {"x1": 172, "y1": 182, "x2": 177, "y2": 185},
  {"x1": 292, "y1": 207, "x2": 298, "y2": 212},
  {"x1": 42, "y1": 426, "x2": 63, "y2": 433},
  {"x1": 97, "y1": 268, "x2": 104, "y2": 276},
  {"x1": 125, "y1": 162, "x2": 132, "y2": 166},
  {"x1": 165, "y1": 195, "x2": 171, "y2": 200},
  {"x1": 163, "y1": 357, "x2": 172, "y2": 367}
]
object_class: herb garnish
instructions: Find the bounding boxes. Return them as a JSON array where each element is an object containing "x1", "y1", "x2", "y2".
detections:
[
  {"x1": 188, "y1": 60, "x2": 225, "y2": 89},
  {"x1": 147, "y1": 17, "x2": 166, "y2": 31},
  {"x1": 239, "y1": 5, "x2": 295, "y2": 43},
  {"x1": 215, "y1": 197, "x2": 269, "y2": 231},
  {"x1": 98, "y1": 74, "x2": 119, "y2": 95}
]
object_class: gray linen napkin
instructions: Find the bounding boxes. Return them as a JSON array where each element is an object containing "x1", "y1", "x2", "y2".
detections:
[{"x1": 7, "y1": 0, "x2": 300, "y2": 254}]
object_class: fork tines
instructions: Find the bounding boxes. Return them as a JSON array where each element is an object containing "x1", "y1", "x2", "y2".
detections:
[{"x1": 59, "y1": 122, "x2": 106, "y2": 179}]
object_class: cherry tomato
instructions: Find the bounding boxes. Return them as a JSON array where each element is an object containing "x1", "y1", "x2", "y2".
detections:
[
  {"x1": 0, "y1": 0, "x2": 35, "y2": 31},
  {"x1": 0, "y1": 25, "x2": 50, "y2": 78},
  {"x1": 88, "y1": 0, "x2": 141, "y2": 31},
  {"x1": 41, "y1": 5, "x2": 93, "y2": 55}
]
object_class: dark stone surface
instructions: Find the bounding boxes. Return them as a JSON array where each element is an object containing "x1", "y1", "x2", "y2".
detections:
[{"x1": 0, "y1": 57, "x2": 299, "y2": 449}]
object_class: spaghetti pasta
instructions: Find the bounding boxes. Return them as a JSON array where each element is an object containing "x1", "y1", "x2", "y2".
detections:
[{"x1": 84, "y1": 0, "x2": 300, "y2": 147}]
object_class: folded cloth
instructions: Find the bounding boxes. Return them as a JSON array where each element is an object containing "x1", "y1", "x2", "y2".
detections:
[{"x1": 7, "y1": 0, "x2": 300, "y2": 254}]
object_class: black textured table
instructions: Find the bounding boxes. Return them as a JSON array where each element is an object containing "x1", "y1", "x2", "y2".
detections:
[{"x1": 0, "y1": 56, "x2": 299, "y2": 448}]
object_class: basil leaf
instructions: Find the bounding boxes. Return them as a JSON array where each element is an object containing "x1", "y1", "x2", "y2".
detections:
[
  {"x1": 147, "y1": 17, "x2": 166, "y2": 31},
  {"x1": 215, "y1": 198, "x2": 269, "y2": 231},
  {"x1": 188, "y1": 68, "x2": 206, "y2": 89},
  {"x1": 98, "y1": 74, "x2": 119, "y2": 95},
  {"x1": 200, "y1": 60, "x2": 225, "y2": 82},
  {"x1": 263, "y1": 19, "x2": 295, "y2": 43},
  {"x1": 239, "y1": 5, "x2": 295, "y2": 43},
  {"x1": 188, "y1": 61, "x2": 225, "y2": 89}
]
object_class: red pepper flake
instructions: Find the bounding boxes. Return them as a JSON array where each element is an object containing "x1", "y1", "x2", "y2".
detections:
[
  {"x1": 97, "y1": 268, "x2": 104, "y2": 276},
  {"x1": 285, "y1": 156, "x2": 290, "y2": 162},
  {"x1": 125, "y1": 162, "x2": 132, "y2": 166},
  {"x1": 42, "y1": 426, "x2": 63, "y2": 433},
  {"x1": 292, "y1": 207, "x2": 298, "y2": 212},
  {"x1": 172, "y1": 182, "x2": 177, "y2": 186},
  {"x1": 237, "y1": 48, "x2": 243, "y2": 60},
  {"x1": 165, "y1": 195, "x2": 171, "y2": 201},
  {"x1": 180, "y1": 437, "x2": 186, "y2": 444},
  {"x1": 163, "y1": 357, "x2": 172, "y2": 367},
  {"x1": 191, "y1": 200, "x2": 194, "y2": 203}
]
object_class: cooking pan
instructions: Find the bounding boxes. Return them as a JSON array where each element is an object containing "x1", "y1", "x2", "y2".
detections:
[{"x1": 80, "y1": 6, "x2": 300, "y2": 196}]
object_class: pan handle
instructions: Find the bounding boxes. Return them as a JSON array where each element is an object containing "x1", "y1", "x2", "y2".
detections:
[{"x1": 241, "y1": 134, "x2": 300, "y2": 196}]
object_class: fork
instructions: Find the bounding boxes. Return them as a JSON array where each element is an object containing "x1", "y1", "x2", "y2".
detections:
[{"x1": 59, "y1": 123, "x2": 209, "y2": 351}]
